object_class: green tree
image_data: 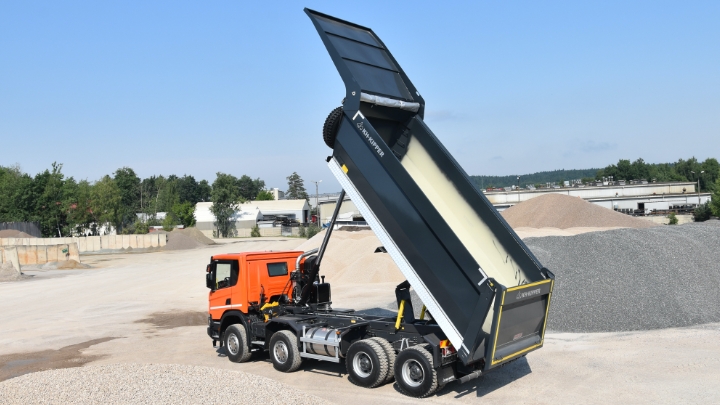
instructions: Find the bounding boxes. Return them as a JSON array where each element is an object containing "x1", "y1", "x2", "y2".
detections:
[
  {"x1": 237, "y1": 175, "x2": 265, "y2": 201},
  {"x1": 34, "y1": 162, "x2": 68, "y2": 237},
  {"x1": 711, "y1": 178, "x2": 720, "y2": 217},
  {"x1": 250, "y1": 225, "x2": 260, "y2": 237},
  {"x1": 172, "y1": 201, "x2": 196, "y2": 228},
  {"x1": 114, "y1": 167, "x2": 141, "y2": 233},
  {"x1": 197, "y1": 179, "x2": 212, "y2": 202},
  {"x1": 694, "y1": 202, "x2": 712, "y2": 222},
  {"x1": 91, "y1": 175, "x2": 122, "y2": 234},
  {"x1": 667, "y1": 212, "x2": 678, "y2": 225},
  {"x1": 286, "y1": 172, "x2": 308, "y2": 200},
  {"x1": 211, "y1": 172, "x2": 243, "y2": 238},
  {"x1": 256, "y1": 189, "x2": 274, "y2": 200},
  {"x1": 162, "y1": 213, "x2": 177, "y2": 231}
]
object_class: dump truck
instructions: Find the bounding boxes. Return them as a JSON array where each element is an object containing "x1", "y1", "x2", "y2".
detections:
[{"x1": 205, "y1": 9, "x2": 554, "y2": 398}]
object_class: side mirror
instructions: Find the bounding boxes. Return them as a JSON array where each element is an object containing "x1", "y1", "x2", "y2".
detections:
[
  {"x1": 206, "y1": 272, "x2": 214, "y2": 290},
  {"x1": 206, "y1": 264, "x2": 215, "y2": 290}
]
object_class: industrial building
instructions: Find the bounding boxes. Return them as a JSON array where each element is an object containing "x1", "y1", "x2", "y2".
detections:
[
  {"x1": 485, "y1": 181, "x2": 712, "y2": 213},
  {"x1": 194, "y1": 199, "x2": 310, "y2": 237}
]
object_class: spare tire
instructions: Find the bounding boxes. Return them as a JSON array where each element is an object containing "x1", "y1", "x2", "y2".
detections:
[{"x1": 323, "y1": 106, "x2": 343, "y2": 149}]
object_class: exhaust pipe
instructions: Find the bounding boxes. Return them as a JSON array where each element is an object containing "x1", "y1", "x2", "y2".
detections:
[{"x1": 295, "y1": 248, "x2": 319, "y2": 273}]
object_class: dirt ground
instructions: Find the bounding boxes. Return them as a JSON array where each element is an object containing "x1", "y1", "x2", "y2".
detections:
[{"x1": 1, "y1": 238, "x2": 718, "y2": 404}]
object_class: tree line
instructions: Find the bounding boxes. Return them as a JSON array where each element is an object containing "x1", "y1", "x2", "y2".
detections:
[
  {"x1": 0, "y1": 162, "x2": 310, "y2": 237},
  {"x1": 471, "y1": 157, "x2": 719, "y2": 192}
]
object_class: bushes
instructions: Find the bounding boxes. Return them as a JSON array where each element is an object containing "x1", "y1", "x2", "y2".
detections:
[
  {"x1": 162, "y1": 214, "x2": 177, "y2": 231},
  {"x1": 250, "y1": 225, "x2": 260, "y2": 237},
  {"x1": 134, "y1": 221, "x2": 149, "y2": 234},
  {"x1": 667, "y1": 212, "x2": 678, "y2": 225},
  {"x1": 306, "y1": 224, "x2": 320, "y2": 239},
  {"x1": 693, "y1": 202, "x2": 712, "y2": 222}
]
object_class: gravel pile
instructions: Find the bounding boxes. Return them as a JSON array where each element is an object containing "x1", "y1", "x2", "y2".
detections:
[
  {"x1": 0, "y1": 229, "x2": 34, "y2": 238},
  {"x1": 526, "y1": 223, "x2": 720, "y2": 332},
  {"x1": 0, "y1": 262, "x2": 27, "y2": 282},
  {"x1": 160, "y1": 228, "x2": 216, "y2": 251},
  {"x1": 0, "y1": 363, "x2": 333, "y2": 405},
  {"x1": 502, "y1": 193, "x2": 657, "y2": 229}
]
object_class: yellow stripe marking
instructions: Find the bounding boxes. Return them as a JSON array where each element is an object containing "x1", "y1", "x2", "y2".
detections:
[{"x1": 341, "y1": 164, "x2": 348, "y2": 173}]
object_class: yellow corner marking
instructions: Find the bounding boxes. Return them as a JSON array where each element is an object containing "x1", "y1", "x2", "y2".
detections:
[
  {"x1": 341, "y1": 164, "x2": 348, "y2": 174},
  {"x1": 490, "y1": 290, "x2": 506, "y2": 365}
]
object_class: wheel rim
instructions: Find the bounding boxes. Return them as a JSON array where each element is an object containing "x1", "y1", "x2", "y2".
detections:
[
  {"x1": 352, "y1": 351, "x2": 373, "y2": 378},
  {"x1": 227, "y1": 333, "x2": 240, "y2": 356},
  {"x1": 402, "y1": 359, "x2": 425, "y2": 387},
  {"x1": 274, "y1": 341, "x2": 289, "y2": 364}
]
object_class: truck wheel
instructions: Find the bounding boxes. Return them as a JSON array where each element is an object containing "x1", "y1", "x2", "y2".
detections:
[
  {"x1": 369, "y1": 337, "x2": 396, "y2": 384},
  {"x1": 323, "y1": 106, "x2": 343, "y2": 148},
  {"x1": 394, "y1": 345, "x2": 438, "y2": 398},
  {"x1": 346, "y1": 339, "x2": 389, "y2": 388},
  {"x1": 224, "y1": 324, "x2": 252, "y2": 363},
  {"x1": 269, "y1": 330, "x2": 302, "y2": 372}
]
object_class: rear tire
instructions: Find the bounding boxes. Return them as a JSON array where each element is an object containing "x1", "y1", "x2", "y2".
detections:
[
  {"x1": 323, "y1": 106, "x2": 343, "y2": 148},
  {"x1": 224, "y1": 324, "x2": 252, "y2": 363},
  {"x1": 394, "y1": 345, "x2": 438, "y2": 398},
  {"x1": 269, "y1": 330, "x2": 302, "y2": 372},
  {"x1": 369, "y1": 337, "x2": 396, "y2": 384},
  {"x1": 346, "y1": 339, "x2": 389, "y2": 388}
]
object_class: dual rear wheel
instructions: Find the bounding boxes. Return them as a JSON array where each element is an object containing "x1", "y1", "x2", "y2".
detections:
[{"x1": 346, "y1": 339, "x2": 439, "y2": 397}]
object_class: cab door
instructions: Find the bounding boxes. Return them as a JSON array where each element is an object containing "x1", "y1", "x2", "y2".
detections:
[{"x1": 208, "y1": 259, "x2": 239, "y2": 319}]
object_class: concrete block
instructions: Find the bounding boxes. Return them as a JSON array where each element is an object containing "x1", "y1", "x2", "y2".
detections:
[
  {"x1": 68, "y1": 243, "x2": 80, "y2": 262},
  {"x1": 37, "y1": 246, "x2": 48, "y2": 264},
  {"x1": 78, "y1": 237, "x2": 87, "y2": 253},
  {"x1": 136, "y1": 235, "x2": 145, "y2": 249},
  {"x1": 89, "y1": 236, "x2": 100, "y2": 251},
  {"x1": 16, "y1": 246, "x2": 31, "y2": 265},
  {"x1": 129, "y1": 235, "x2": 138, "y2": 249},
  {"x1": 1, "y1": 247, "x2": 21, "y2": 272},
  {"x1": 47, "y1": 245, "x2": 58, "y2": 262},
  {"x1": 149, "y1": 234, "x2": 159, "y2": 248},
  {"x1": 122, "y1": 235, "x2": 130, "y2": 249},
  {"x1": 59, "y1": 244, "x2": 70, "y2": 261},
  {"x1": 159, "y1": 234, "x2": 167, "y2": 247},
  {"x1": 5, "y1": 238, "x2": 16, "y2": 246}
]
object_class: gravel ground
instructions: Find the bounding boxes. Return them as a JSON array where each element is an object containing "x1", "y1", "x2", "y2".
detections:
[
  {"x1": 0, "y1": 363, "x2": 333, "y2": 405},
  {"x1": 526, "y1": 222, "x2": 720, "y2": 332}
]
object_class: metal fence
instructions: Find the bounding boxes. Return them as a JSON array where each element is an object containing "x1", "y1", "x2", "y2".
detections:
[{"x1": 0, "y1": 222, "x2": 41, "y2": 237}]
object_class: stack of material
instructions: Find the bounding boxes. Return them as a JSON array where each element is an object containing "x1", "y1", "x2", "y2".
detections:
[
  {"x1": 295, "y1": 229, "x2": 405, "y2": 284},
  {"x1": 162, "y1": 228, "x2": 216, "y2": 251},
  {"x1": 526, "y1": 222, "x2": 720, "y2": 332},
  {"x1": 501, "y1": 193, "x2": 657, "y2": 229},
  {"x1": 0, "y1": 262, "x2": 25, "y2": 282},
  {"x1": 0, "y1": 230, "x2": 33, "y2": 238}
]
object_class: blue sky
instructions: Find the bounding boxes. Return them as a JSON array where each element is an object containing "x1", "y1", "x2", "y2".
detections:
[{"x1": 1, "y1": 1, "x2": 718, "y2": 193}]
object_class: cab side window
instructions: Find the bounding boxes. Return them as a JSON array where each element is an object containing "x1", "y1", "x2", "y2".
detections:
[
  {"x1": 267, "y1": 262, "x2": 288, "y2": 277},
  {"x1": 215, "y1": 261, "x2": 238, "y2": 289}
]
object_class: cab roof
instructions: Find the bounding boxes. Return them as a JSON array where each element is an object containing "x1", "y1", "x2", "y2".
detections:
[{"x1": 212, "y1": 251, "x2": 304, "y2": 262}]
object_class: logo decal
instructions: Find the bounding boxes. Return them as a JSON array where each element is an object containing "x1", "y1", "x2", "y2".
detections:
[{"x1": 516, "y1": 288, "x2": 541, "y2": 300}]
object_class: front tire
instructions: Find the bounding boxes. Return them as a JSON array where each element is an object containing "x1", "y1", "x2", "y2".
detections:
[
  {"x1": 224, "y1": 324, "x2": 252, "y2": 363},
  {"x1": 269, "y1": 330, "x2": 302, "y2": 372},
  {"x1": 394, "y1": 345, "x2": 438, "y2": 398},
  {"x1": 346, "y1": 339, "x2": 389, "y2": 388}
]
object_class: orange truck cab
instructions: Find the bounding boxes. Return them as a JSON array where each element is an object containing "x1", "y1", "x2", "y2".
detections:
[{"x1": 207, "y1": 251, "x2": 306, "y2": 337}]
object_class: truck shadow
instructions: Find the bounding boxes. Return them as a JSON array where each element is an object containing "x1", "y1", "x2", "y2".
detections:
[
  {"x1": 437, "y1": 356, "x2": 532, "y2": 399},
  {"x1": 215, "y1": 346, "x2": 347, "y2": 378}
]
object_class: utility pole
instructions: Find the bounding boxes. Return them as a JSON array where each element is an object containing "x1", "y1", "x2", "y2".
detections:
[
  {"x1": 311, "y1": 180, "x2": 322, "y2": 223},
  {"x1": 691, "y1": 170, "x2": 705, "y2": 205}
]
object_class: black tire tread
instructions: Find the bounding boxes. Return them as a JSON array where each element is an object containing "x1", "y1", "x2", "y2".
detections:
[
  {"x1": 394, "y1": 345, "x2": 439, "y2": 398},
  {"x1": 322, "y1": 106, "x2": 343, "y2": 149},
  {"x1": 369, "y1": 337, "x2": 396, "y2": 384},
  {"x1": 346, "y1": 339, "x2": 389, "y2": 388},
  {"x1": 271, "y1": 330, "x2": 302, "y2": 373},
  {"x1": 224, "y1": 324, "x2": 252, "y2": 363}
]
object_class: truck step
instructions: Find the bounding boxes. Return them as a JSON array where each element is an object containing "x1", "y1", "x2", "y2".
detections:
[{"x1": 300, "y1": 352, "x2": 341, "y2": 363}]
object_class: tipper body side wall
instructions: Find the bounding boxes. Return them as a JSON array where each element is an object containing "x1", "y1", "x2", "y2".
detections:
[{"x1": 306, "y1": 8, "x2": 554, "y2": 367}]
